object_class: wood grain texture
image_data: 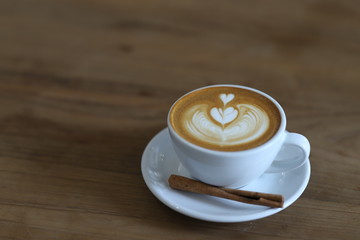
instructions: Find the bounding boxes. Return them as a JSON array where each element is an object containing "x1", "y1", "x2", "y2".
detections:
[{"x1": 0, "y1": 0, "x2": 359, "y2": 239}]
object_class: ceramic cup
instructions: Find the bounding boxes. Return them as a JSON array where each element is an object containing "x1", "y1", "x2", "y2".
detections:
[{"x1": 167, "y1": 85, "x2": 310, "y2": 187}]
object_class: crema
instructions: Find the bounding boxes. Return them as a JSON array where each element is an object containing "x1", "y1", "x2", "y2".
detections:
[{"x1": 169, "y1": 86, "x2": 281, "y2": 151}]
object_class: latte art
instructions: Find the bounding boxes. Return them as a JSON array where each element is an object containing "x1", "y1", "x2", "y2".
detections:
[
  {"x1": 210, "y1": 93, "x2": 238, "y2": 125},
  {"x1": 185, "y1": 102, "x2": 269, "y2": 146},
  {"x1": 170, "y1": 86, "x2": 281, "y2": 151}
]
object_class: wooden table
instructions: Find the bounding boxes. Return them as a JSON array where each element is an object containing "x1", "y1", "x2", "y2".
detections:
[{"x1": 0, "y1": 0, "x2": 359, "y2": 239}]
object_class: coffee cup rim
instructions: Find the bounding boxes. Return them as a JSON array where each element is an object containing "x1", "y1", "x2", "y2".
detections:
[{"x1": 167, "y1": 84, "x2": 286, "y2": 155}]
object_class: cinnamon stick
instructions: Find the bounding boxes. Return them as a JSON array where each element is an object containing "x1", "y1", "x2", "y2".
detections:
[{"x1": 168, "y1": 175, "x2": 284, "y2": 208}]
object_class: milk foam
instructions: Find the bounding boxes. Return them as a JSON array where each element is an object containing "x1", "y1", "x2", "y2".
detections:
[{"x1": 182, "y1": 93, "x2": 270, "y2": 146}]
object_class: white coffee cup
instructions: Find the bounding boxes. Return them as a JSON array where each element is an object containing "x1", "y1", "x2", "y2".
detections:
[{"x1": 167, "y1": 85, "x2": 310, "y2": 187}]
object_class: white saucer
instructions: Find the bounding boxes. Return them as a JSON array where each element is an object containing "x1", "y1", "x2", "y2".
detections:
[{"x1": 141, "y1": 128, "x2": 311, "y2": 222}]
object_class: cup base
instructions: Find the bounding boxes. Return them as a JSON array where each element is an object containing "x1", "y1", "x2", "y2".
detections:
[{"x1": 141, "y1": 128, "x2": 311, "y2": 222}]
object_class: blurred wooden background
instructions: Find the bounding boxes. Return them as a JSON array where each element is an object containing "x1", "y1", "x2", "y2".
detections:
[{"x1": 0, "y1": 0, "x2": 359, "y2": 239}]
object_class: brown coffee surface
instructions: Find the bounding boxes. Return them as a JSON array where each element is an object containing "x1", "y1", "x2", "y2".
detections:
[{"x1": 169, "y1": 86, "x2": 281, "y2": 151}]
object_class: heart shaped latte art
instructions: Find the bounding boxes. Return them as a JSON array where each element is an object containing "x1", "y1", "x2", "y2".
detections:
[
  {"x1": 210, "y1": 107, "x2": 238, "y2": 125},
  {"x1": 220, "y1": 93, "x2": 234, "y2": 105},
  {"x1": 181, "y1": 93, "x2": 270, "y2": 146}
]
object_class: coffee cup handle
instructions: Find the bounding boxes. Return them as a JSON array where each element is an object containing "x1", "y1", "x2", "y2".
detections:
[{"x1": 266, "y1": 131, "x2": 311, "y2": 173}]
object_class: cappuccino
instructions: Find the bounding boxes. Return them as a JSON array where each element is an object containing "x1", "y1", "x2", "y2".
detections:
[{"x1": 169, "y1": 86, "x2": 281, "y2": 151}]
